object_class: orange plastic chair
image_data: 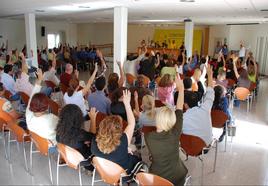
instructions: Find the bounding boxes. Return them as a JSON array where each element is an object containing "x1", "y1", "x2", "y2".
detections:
[
  {"x1": 126, "y1": 73, "x2": 137, "y2": 86},
  {"x1": 29, "y1": 131, "x2": 54, "y2": 184},
  {"x1": 45, "y1": 80, "x2": 57, "y2": 90},
  {"x1": 48, "y1": 98, "x2": 60, "y2": 116},
  {"x1": 56, "y1": 143, "x2": 88, "y2": 186},
  {"x1": 4, "y1": 90, "x2": 12, "y2": 100},
  {"x1": 211, "y1": 110, "x2": 228, "y2": 151},
  {"x1": 155, "y1": 100, "x2": 165, "y2": 107},
  {"x1": 18, "y1": 91, "x2": 30, "y2": 106},
  {"x1": 227, "y1": 78, "x2": 236, "y2": 88},
  {"x1": 135, "y1": 172, "x2": 174, "y2": 186},
  {"x1": 233, "y1": 87, "x2": 252, "y2": 112},
  {"x1": 4, "y1": 121, "x2": 30, "y2": 171},
  {"x1": 92, "y1": 157, "x2": 129, "y2": 186},
  {"x1": 180, "y1": 133, "x2": 218, "y2": 185},
  {"x1": 155, "y1": 77, "x2": 161, "y2": 85},
  {"x1": 141, "y1": 75, "x2": 150, "y2": 88}
]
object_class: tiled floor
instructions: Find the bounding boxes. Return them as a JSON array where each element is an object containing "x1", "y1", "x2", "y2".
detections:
[{"x1": 0, "y1": 72, "x2": 268, "y2": 185}]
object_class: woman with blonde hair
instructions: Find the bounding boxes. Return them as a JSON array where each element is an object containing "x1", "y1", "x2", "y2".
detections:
[
  {"x1": 145, "y1": 77, "x2": 188, "y2": 186},
  {"x1": 157, "y1": 74, "x2": 176, "y2": 105},
  {"x1": 91, "y1": 90, "x2": 141, "y2": 175}
]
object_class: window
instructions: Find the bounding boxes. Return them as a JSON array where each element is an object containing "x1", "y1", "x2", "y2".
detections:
[{"x1": 47, "y1": 34, "x2": 60, "y2": 49}]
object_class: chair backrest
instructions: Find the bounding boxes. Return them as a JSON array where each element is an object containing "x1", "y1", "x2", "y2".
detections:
[
  {"x1": 234, "y1": 87, "x2": 250, "y2": 100},
  {"x1": 136, "y1": 172, "x2": 174, "y2": 186},
  {"x1": 60, "y1": 83, "x2": 68, "y2": 94},
  {"x1": 19, "y1": 91, "x2": 30, "y2": 106},
  {"x1": 141, "y1": 75, "x2": 150, "y2": 87},
  {"x1": 0, "y1": 118, "x2": 6, "y2": 131},
  {"x1": 29, "y1": 131, "x2": 51, "y2": 156},
  {"x1": 7, "y1": 121, "x2": 29, "y2": 142},
  {"x1": 57, "y1": 143, "x2": 85, "y2": 169},
  {"x1": 227, "y1": 78, "x2": 236, "y2": 88},
  {"x1": 45, "y1": 80, "x2": 56, "y2": 90},
  {"x1": 155, "y1": 76, "x2": 161, "y2": 85},
  {"x1": 249, "y1": 82, "x2": 257, "y2": 92},
  {"x1": 180, "y1": 133, "x2": 207, "y2": 156},
  {"x1": 126, "y1": 73, "x2": 136, "y2": 86},
  {"x1": 155, "y1": 100, "x2": 165, "y2": 107},
  {"x1": 48, "y1": 98, "x2": 59, "y2": 116},
  {"x1": 96, "y1": 112, "x2": 108, "y2": 127},
  {"x1": 141, "y1": 126, "x2": 156, "y2": 134},
  {"x1": 4, "y1": 90, "x2": 12, "y2": 100},
  {"x1": 211, "y1": 109, "x2": 228, "y2": 128},
  {"x1": 92, "y1": 157, "x2": 126, "y2": 185}
]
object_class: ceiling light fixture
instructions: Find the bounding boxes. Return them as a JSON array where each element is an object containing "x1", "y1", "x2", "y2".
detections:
[
  {"x1": 260, "y1": 9, "x2": 268, "y2": 11},
  {"x1": 35, "y1": 9, "x2": 45, "y2": 13},
  {"x1": 180, "y1": 0, "x2": 195, "y2": 2},
  {"x1": 78, "y1": 6, "x2": 90, "y2": 9}
]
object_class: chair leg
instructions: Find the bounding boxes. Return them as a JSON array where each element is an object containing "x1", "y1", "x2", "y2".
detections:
[
  {"x1": 56, "y1": 154, "x2": 60, "y2": 185},
  {"x1": 78, "y1": 164, "x2": 82, "y2": 186},
  {"x1": 22, "y1": 140, "x2": 28, "y2": 172},
  {"x1": 200, "y1": 151, "x2": 204, "y2": 186},
  {"x1": 2, "y1": 128, "x2": 8, "y2": 160},
  {"x1": 29, "y1": 141, "x2": 33, "y2": 175},
  {"x1": 224, "y1": 123, "x2": 227, "y2": 152},
  {"x1": 91, "y1": 168, "x2": 96, "y2": 186},
  {"x1": 119, "y1": 175, "x2": 123, "y2": 186},
  {"x1": 7, "y1": 131, "x2": 11, "y2": 163},
  {"x1": 48, "y1": 153, "x2": 53, "y2": 184},
  {"x1": 213, "y1": 140, "x2": 218, "y2": 172}
]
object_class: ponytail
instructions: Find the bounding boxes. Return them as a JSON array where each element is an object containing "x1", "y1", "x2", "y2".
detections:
[{"x1": 67, "y1": 78, "x2": 79, "y2": 97}]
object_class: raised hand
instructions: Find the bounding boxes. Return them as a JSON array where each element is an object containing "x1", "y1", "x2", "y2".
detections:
[
  {"x1": 122, "y1": 89, "x2": 131, "y2": 106},
  {"x1": 36, "y1": 68, "x2": 43, "y2": 84},
  {"x1": 175, "y1": 76, "x2": 184, "y2": 92},
  {"x1": 134, "y1": 91, "x2": 138, "y2": 102},
  {"x1": 88, "y1": 107, "x2": 98, "y2": 121}
]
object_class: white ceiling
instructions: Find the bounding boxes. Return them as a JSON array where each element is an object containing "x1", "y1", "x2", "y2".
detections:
[{"x1": 0, "y1": 0, "x2": 268, "y2": 25}]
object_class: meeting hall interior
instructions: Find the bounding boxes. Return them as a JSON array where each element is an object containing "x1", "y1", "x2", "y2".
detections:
[{"x1": 0, "y1": 0, "x2": 268, "y2": 185}]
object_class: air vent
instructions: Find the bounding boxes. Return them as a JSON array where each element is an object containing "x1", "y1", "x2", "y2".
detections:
[
  {"x1": 260, "y1": 9, "x2": 268, "y2": 11},
  {"x1": 226, "y1": 23, "x2": 259, "y2": 25},
  {"x1": 35, "y1": 9, "x2": 45, "y2": 13},
  {"x1": 78, "y1": 6, "x2": 90, "y2": 9}
]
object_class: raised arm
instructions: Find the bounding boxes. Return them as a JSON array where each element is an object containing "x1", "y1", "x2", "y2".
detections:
[
  {"x1": 82, "y1": 63, "x2": 98, "y2": 95},
  {"x1": 133, "y1": 91, "x2": 140, "y2": 118},
  {"x1": 19, "y1": 52, "x2": 28, "y2": 74},
  {"x1": 175, "y1": 76, "x2": 184, "y2": 110},
  {"x1": 88, "y1": 107, "x2": 98, "y2": 134},
  {"x1": 253, "y1": 59, "x2": 257, "y2": 78},
  {"x1": 117, "y1": 61, "x2": 125, "y2": 87},
  {"x1": 154, "y1": 52, "x2": 160, "y2": 68},
  {"x1": 232, "y1": 56, "x2": 240, "y2": 79},
  {"x1": 123, "y1": 90, "x2": 136, "y2": 145}
]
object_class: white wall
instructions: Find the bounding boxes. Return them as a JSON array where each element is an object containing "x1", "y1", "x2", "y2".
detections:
[{"x1": 0, "y1": 18, "x2": 77, "y2": 51}]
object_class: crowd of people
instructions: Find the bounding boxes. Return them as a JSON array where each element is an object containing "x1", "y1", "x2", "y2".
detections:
[{"x1": 0, "y1": 39, "x2": 259, "y2": 186}]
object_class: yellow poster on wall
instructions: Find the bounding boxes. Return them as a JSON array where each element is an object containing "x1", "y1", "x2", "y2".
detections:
[{"x1": 153, "y1": 29, "x2": 203, "y2": 54}]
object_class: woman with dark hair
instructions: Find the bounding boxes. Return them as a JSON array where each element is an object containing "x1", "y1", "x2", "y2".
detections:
[
  {"x1": 63, "y1": 63, "x2": 98, "y2": 118},
  {"x1": 56, "y1": 104, "x2": 96, "y2": 158},
  {"x1": 233, "y1": 57, "x2": 251, "y2": 89},
  {"x1": 212, "y1": 85, "x2": 232, "y2": 142},
  {"x1": 110, "y1": 87, "x2": 128, "y2": 121},
  {"x1": 26, "y1": 69, "x2": 58, "y2": 144},
  {"x1": 107, "y1": 61, "x2": 124, "y2": 94}
]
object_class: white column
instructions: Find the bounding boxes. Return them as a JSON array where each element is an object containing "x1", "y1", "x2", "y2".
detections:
[
  {"x1": 184, "y1": 20, "x2": 194, "y2": 58},
  {"x1": 24, "y1": 13, "x2": 38, "y2": 67},
  {"x1": 113, "y1": 7, "x2": 128, "y2": 74}
]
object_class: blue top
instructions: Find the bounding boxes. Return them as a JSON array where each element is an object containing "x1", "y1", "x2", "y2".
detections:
[{"x1": 88, "y1": 90, "x2": 111, "y2": 114}]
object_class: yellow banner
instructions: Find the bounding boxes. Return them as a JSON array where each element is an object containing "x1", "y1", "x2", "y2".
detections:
[{"x1": 153, "y1": 29, "x2": 203, "y2": 54}]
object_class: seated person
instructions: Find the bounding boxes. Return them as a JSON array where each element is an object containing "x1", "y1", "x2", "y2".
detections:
[
  {"x1": 233, "y1": 57, "x2": 251, "y2": 90},
  {"x1": 110, "y1": 87, "x2": 127, "y2": 121},
  {"x1": 182, "y1": 65, "x2": 214, "y2": 146},
  {"x1": 145, "y1": 77, "x2": 188, "y2": 186},
  {"x1": 191, "y1": 67, "x2": 206, "y2": 92},
  {"x1": 26, "y1": 69, "x2": 58, "y2": 144},
  {"x1": 160, "y1": 60, "x2": 177, "y2": 80},
  {"x1": 212, "y1": 85, "x2": 232, "y2": 142},
  {"x1": 91, "y1": 90, "x2": 141, "y2": 176},
  {"x1": 107, "y1": 61, "x2": 124, "y2": 94},
  {"x1": 174, "y1": 77, "x2": 204, "y2": 107},
  {"x1": 43, "y1": 53, "x2": 60, "y2": 86},
  {"x1": 216, "y1": 69, "x2": 228, "y2": 89},
  {"x1": 64, "y1": 63, "x2": 97, "y2": 119},
  {"x1": 138, "y1": 51, "x2": 160, "y2": 81},
  {"x1": 60, "y1": 63, "x2": 76, "y2": 87},
  {"x1": 88, "y1": 76, "x2": 111, "y2": 114},
  {"x1": 157, "y1": 74, "x2": 176, "y2": 105},
  {"x1": 56, "y1": 104, "x2": 95, "y2": 160}
]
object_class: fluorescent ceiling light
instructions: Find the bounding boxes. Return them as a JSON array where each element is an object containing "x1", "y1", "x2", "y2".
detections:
[
  {"x1": 180, "y1": 0, "x2": 195, "y2": 2},
  {"x1": 51, "y1": 2, "x2": 115, "y2": 11}
]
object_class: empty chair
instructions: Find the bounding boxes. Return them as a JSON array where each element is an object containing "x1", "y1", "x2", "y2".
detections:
[
  {"x1": 135, "y1": 172, "x2": 174, "y2": 186},
  {"x1": 211, "y1": 109, "x2": 228, "y2": 151},
  {"x1": 29, "y1": 131, "x2": 54, "y2": 184},
  {"x1": 56, "y1": 143, "x2": 89, "y2": 186},
  {"x1": 180, "y1": 133, "x2": 218, "y2": 185},
  {"x1": 91, "y1": 156, "x2": 129, "y2": 186},
  {"x1": 3, "y1": 121, "x2": 30, "y2": 171}
]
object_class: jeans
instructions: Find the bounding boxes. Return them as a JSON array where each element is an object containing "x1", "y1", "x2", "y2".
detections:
[{"x1": 41, "y1": 87, "x2": 53, "y2": 97}]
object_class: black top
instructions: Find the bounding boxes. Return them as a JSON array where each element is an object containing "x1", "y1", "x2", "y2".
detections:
[
  {"x1": 56, "y1": 129, "x2": 93, "y2": 158},
  {"x1": 138, "y1": 57, "x2": 156, "y2": 80},
  {"x1": 91, "y1": 133, "x2": 138, "y2": 173},
  {"x1": 110, "y1": 102, "x2": 127, "y2": 121}
]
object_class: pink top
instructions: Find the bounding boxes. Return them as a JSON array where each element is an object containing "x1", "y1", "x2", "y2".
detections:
[
  {"x1": 14, "y1": 72, "x2": 33, "y2": 96},
  {"x1": 157, "y1": 84, "x2": 176, "y2": 105}
]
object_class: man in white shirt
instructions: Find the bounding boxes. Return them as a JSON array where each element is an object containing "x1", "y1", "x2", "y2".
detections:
[
  {"x1": 239, "y1": 43, "x2": 246, "y2": 61},
  {"x1": 182, "y1": 64, "x2": 214, "y2": 146}
]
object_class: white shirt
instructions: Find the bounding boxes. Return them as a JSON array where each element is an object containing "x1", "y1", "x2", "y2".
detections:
[
  {"x1": 26, "y1": 84, "x2": 59, "y2": 144},
  {"x1": 0, "y1": 72, "x2": 16, "y2": 95},
  {"x1": 239, "y1": 47, "x2": 246, "y2": 58},
  {"x1": 64, "y1": 90, "x2": 87, "y2": 116},
  {"x1": 182, "y1": 87, "x2": 215, "y2": 146},
  {"x1": 43, "y1": 68, "x2": 60, "y2": 86},
  {"x1": 123, "y1": 53, "x2": 145, "y2": 76}
]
